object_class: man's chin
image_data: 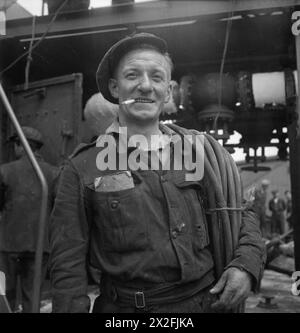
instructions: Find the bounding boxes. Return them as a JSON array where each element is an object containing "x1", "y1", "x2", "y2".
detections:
[{"x1": 129, "y1": 109, "x2": 160, "y2": 122}]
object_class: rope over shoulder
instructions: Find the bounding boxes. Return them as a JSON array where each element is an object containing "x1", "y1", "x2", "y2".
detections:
[
  {"x1": 207, "y1": 207, "x2": 246, "y2": 213},
  {"x1": 164, "y1": 123, "x2": 242, "y2": 274}
]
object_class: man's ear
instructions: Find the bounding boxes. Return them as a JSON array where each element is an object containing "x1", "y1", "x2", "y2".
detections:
[
  {"x1": 164, "y1": 81, "x2": 173, "y2": 104},
  {"x1": 108, "y1": 78, "x2": 119, "y2": 99}
]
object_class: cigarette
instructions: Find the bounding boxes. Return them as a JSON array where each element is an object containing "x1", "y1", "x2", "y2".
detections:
[{"x1": 121, "y1": 99, "x2": 135, "y2": 105}]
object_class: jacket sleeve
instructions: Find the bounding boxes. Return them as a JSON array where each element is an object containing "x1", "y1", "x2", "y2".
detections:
[
  {"x1": 49, "y1": 166, "x2": 61, "y2": 208},
  {"x1": 0, "y1": 167, "x2": 6, "y2": 212},
  {"x1": 49, "y1": 159, "x2": 91, "y2": 313},
  {"x1": 225, "y1": 207, "x2": 266, "y2": 292}
]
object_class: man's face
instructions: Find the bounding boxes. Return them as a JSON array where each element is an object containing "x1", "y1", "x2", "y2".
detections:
[
  {"x1": 108, "y1": 48, "x2": 172, "y2": 123},
  {"x1": 262, "y1": 184, "x2": 268, "y2": 191}
]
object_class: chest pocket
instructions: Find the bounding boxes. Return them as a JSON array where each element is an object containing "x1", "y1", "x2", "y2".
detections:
[
  {"x1": 171, "y1": 178, "x2": 209, "y2": 251},
  {"x1": 86, "y1": 171, "x2": 148, "y2": 253}
]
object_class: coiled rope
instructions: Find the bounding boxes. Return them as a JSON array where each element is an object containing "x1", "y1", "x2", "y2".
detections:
[{"x1": 167, "y1": 123, "x2": 243, "y2": 279}]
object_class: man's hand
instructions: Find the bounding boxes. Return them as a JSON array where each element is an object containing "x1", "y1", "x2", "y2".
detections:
[{"x1": 209, "y1": 267, "x2": 252, "y2": 311}]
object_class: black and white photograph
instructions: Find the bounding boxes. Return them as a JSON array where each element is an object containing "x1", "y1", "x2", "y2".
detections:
[{"x1": 0, "y1": 0, "x2": 299, "y2": 318}]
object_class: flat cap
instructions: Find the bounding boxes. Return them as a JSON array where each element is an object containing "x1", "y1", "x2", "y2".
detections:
[
  {"x1": 96, "y1": 32, "x2": 168, "y2": 103},
  {"x1": 9, "y1": 126, "x2": 43, "y2": 147}
]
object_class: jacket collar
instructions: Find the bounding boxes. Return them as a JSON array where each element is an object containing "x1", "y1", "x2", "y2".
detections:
[{"x1": 99, "y1": 119, "x2": 176, "y2": 152}]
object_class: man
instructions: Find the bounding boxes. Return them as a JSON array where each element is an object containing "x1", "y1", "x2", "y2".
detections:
[
  {"x1": 83, "y1": 92, "x2": 118, "y2": 142},
  {"x1": 269, "y1": 189, "x2": 287, "y2": 235},
  {"x1": 0, "y1": 127, "x2": 58, "y2": 312},
  {"x1": 49, "y1": 33, "x2": 265, "y2": 313},
  {"x1": 284, "y1": 190, "x2": 292, "y2": 230},
  {"x1": 253, "y1": 179, "x2": 270, "y2": 238}
]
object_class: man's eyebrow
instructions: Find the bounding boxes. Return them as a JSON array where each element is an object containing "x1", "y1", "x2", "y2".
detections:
[
  {"x1": 122, "y1": 67, "x2": 138, "y2": 71},
  {"x1": 152, "y1": 68, "x2": 166, "y2": 73}
]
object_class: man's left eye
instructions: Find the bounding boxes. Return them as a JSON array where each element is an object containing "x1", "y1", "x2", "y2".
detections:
[{"x1": 153, "y1": 75, "x2": 163, "y2": 81}]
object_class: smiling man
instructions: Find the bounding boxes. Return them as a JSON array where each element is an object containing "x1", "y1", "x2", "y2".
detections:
[
  {"x1": 109, "y1": 48, "x2": 171, "y2": 123},
  {"x1": 49, "y1": 33, "x2": 265, "y2": 313}
]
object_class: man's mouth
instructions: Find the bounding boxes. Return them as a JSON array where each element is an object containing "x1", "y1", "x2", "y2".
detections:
[{"x1": 134, "y1": 98, "x2": 154, "y2": 103}]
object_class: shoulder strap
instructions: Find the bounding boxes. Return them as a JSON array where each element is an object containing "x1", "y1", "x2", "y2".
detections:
[{"x1": 69, "y1": 141, "x2": 97, "y2": 159}]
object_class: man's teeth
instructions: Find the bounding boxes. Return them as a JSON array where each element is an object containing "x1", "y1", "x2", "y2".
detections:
[{"x1": 135, "y1": 98, "x2": 154, "y2": 103}]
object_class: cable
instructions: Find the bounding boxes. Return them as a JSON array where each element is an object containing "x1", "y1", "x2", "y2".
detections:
[
  {"x1": 212, "y1": 0, "x2": 235, "y2": 132},
  {"x1": 24, "y1": 15, "x2": 36, "y2": 90},
  {"x1": 0, "y1": 0, "x2": 69, "y2": 78},
  {"x1": 167, "y1": 122, "x2": 247, "y2": 312}
]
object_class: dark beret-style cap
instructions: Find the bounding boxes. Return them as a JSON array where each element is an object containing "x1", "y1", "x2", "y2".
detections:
[
  {"x1": 8, "y1": 126, "x2": 43, "y2": 147},
  {"x1": 96, "y1": 32, "x2": 168, "y2": 103}
]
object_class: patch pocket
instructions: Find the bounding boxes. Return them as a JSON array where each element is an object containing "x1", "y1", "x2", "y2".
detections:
[{"x1": 86, "y1": 176, "x2": 148, "y2": 252}]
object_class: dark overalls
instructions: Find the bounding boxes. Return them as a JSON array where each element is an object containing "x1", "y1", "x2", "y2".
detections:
[{"x1": 49, "y1": 125, "x2": 265, "y2": 313}]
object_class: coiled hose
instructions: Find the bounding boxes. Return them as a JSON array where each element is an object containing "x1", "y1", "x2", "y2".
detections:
[{"x1": 167, "y1": 124, "x2": 243, "y2": 280}]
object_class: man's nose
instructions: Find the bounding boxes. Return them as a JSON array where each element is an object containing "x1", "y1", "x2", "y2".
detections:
[{"x1": 138, "y1": 74, "x2": 153, "y2": 92}]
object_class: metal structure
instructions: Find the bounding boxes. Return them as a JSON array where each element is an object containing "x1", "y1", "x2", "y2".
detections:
[
  {"x1": 175, "y1": 70, "x2": 296, "y2": 168},
  {"x1": 0, "y1": 0, "x2": 300, "y2": 312},
  {"x1": 7, "y1": 74, "x2": 83, "y2": 165},
  {"x1": 0, "y1": 83, "x2": 48, "y2": 313}
]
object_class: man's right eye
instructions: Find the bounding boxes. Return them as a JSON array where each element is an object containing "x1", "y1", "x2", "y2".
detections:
[{"x1": 126, "y1": 73, "x2": 137, "y2": 79}]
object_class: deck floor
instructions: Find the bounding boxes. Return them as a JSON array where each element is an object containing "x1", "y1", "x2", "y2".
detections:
[{"x1": 245, "y1": 269, "x2": 300, "y2": 313}]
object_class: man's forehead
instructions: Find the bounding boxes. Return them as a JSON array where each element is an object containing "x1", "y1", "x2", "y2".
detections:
[
  {"x1": 115, "y1": 48, "x2": 171, "y2": 74},
  {"x1": 123, "y1": 50, "x2": 166, "y2": 63}
]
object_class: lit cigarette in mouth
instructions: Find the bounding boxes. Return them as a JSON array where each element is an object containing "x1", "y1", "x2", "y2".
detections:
[{"x1": 121, "y1": 99, "x2": 135, "y2": 105}]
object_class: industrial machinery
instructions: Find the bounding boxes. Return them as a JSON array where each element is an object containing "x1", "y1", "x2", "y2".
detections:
[{"x1": 172, "y1": 70, "x2": 297, "y2": 170}]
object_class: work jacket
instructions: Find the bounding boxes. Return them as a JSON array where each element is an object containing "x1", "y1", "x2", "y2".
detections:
[
  {"x1": 0, "y1": 153, "x2": 58, "y2": 252},
  {"x1": 49, "y1": 124, "x2": 266, "y2": 313}
]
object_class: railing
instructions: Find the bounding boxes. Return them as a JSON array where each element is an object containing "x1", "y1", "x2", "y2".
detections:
[{"x1": 0, "y1": 83, "x2": 48, "y2": 313}]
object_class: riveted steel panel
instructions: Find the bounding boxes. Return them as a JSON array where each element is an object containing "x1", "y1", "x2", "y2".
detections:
[{"x1": 8, "y1": 74, "x2": 83, "y2": 166}]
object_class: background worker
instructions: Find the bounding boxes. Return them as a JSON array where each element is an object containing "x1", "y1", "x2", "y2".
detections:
[
  {"x1": 269, "y1": 189, "x2": 287, "y2": 236},
  {"x1": 0, "y1": 127, "x2": 58, "y2": 312},
  {"x1": 253, "y1": 179, "x2": 270, "y2": 238}
]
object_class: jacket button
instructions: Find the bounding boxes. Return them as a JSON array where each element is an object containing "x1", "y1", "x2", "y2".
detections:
[
  {"x1": 171, "y1": 230, "x2": 178, "y2": 239},
  {"x1": 161, "y1": 176, "x2": 166, "y2": 182},
  {"x1": 110, "y1": 200, "x2": 119, "y2": 209}
]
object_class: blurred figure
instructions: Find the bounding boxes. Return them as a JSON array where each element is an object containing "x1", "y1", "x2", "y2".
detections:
[
  {"x1": 253, "y1": 179, "x2": 270, "y2": 238},
  {"x1": 269, "y1": 189, "x2": 287, "y2": 235},
  {"x1": 83, "y1": 92, "x2": 118, "y2": 142},
  {"x1": 0, "y1": 127, "x2": 59, "y2": 312},
  {"x1": 284, "y1": 190, "x2": 292, "y2": 230}
]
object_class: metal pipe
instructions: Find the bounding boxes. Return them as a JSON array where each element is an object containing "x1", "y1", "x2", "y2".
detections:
[{"x1": 0, "y1": 83, "x2": 48, "y2": 313}]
